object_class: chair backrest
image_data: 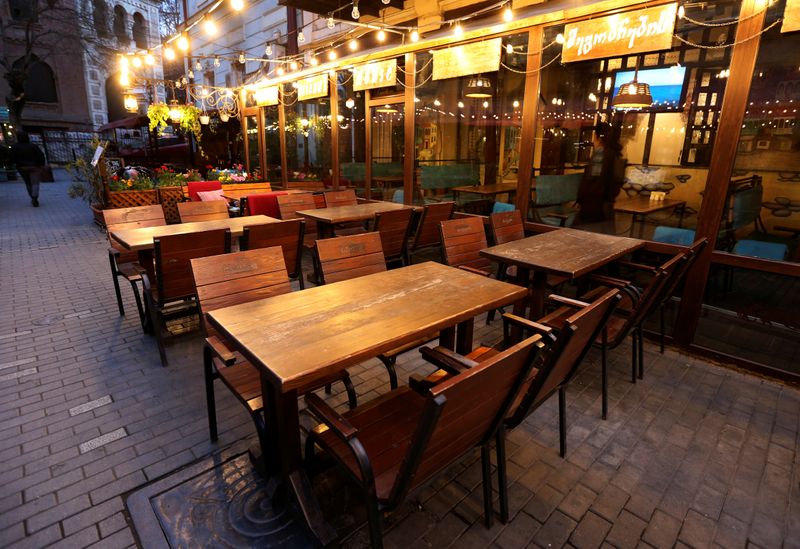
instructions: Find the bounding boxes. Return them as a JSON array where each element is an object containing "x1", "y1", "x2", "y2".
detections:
[
  {"x1": 727, "y1": 183, "x2": 763, "y2": 232},
  {"x1": 533, "y1": 174, "x2": 582, "y2": 206},
  {"x1": 191, "y1": 246, "x2": 292, "y2": 339},
  {"x1": 104, "y1": 205, "x2": 167, "y2": 262},
  {"x1": 324, "y1": 189, "x2": 358, "y2": 208},
  {"x1": 177, "y1": 200, "x2": 229, "y2": 223},
  {"x1": 489, "y1": 210, "x2": 525, "y2": 245},
  {"x1": 652, "y1": 226, "x2": 696, "y2": 246},
  {"x1": 492, "y1": 202, "x2": 516, "y2": 214},
  {"x1": 341, "y1": 162, "x2": 366, "y2": 183},
  {"x1": 391, "y1": 189, "x2": 404, "y2": 204},
  {"x1": 389, "y1": 334, "x2": 542, "y2": 505},
  {"x1": 241, "y1": 220, "x2": 305, "y2": 278},
  {"x1": 187, "y1": 180, "x2": 223, "y2": 201},
  {"x1": 373, "y1": 208, "x2": 414, "y2": 263},
  {"x1": 154, "y1": 229, "x2": 230, "y2": 302},
  {"x1": 507, "y1": 289, "x2": 622, "y2": 427},
  {"x1": 316, "y1": 232, "x2": 386, "y2": 284},
  {"x1": 658, "y1": 238, "x2": 707, "y2": 308},
  {"x1": 419, "y1": 164, "x2": 480, "y2": 190},
  {"x1": 244, "y1": 191, "x2": 288, "y2": 217},
  {"x1": 412, "y1": 202, "x2": 455, "y2": 251},
  {"x1": 440, "y1": 216, "x2": 493, "y2": 272},
  {"x1": 277, "y1": 192, "x2": 317, "y2": 238}
]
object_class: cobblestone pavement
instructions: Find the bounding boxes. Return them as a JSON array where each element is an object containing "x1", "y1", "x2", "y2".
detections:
[{"x1": 1, "y1": 174, "x2": 799, "y2": 548}]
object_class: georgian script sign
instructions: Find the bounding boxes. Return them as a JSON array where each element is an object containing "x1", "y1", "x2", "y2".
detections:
[
  {"x1": 296, "y1": 75, "x2": 329, "y2": 101},
  {"x1": 254, "y1": 86, "x2": 279, "y2": 106},
  {"x1": 561, "y1": 3, "x2": 678, "y2": 63},
  {"x1": 353, "y1": 59, "x2": 397, "y2": 91},
  {"x1": 783, "y1": 0, "x2": 800, "y2": 33},
  {"x1": 432, "y1": 38, "x2": 502, "y2": 81}
]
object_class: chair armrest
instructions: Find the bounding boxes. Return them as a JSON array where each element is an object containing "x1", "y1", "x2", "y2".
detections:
[
  {"x1": 108, "y1": 246, "x2": 121, "y2": 258},
  {"x1": 420, "y1": 346, "x2": 478, "y2": 375},
  {"x1": 205, "y1": 336, "x2": 236, "y2": 366},
  {"x1": 548, "y1": 295, "x2": 590, "y2": 309},
  {"x1": 501, "y1": 313, "x2": 553, "y2": 336},
  {"x1": 616, "y1": 260, "x2": 658, "y2": 273},
  {"x1": 305, "y1": 393, "x2": 358, "y2": 440},
  {"x1": 457, "y1": 265, "x2": 491, "y2": 277},
  {"x1": 587, "y1": 273, "x2": 633, "y2": 289}
]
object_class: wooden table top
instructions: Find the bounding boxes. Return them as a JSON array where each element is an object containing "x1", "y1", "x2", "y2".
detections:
[
  {"x1": 480, "y1": 228, "x2": 645, "y2": 279},
  {"x1": 451, "y1": 183, "x2": 518, "y2": 196},
  {"x1": 613, "y1": 197, "x2": 686, "y2": 214},
  {"x1": 111, "y1": 215, "x2": 279, "y2": 251},
  {"x1": 206, "y1": 262, "x2": 527, "y2": 392},
  {"x1": 296, "y1": 202, "x2": 409, "y2": 224}
]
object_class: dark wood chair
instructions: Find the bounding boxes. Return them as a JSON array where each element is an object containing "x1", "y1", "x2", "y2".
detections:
[
  {"x1": 489, "y1": 209, "x2": 526, "y2": 245},
  {"x1": 409, "y1": 202, "x2": 455, "y2": 261},
  {"x1": 240, "y1": 220, "x2": 306, "y2": 289},
  {"x1": 190, "y1": 247, "x2": 356, "y2": 447},
  {"x1": 142, "y1": 229, "x2": 230, "y2": 366},
  {"x1": 323, "y1": 189, "x2": 358, "y2": 208},
  {"x1": 373, "y1": 208, "x2": 414, "y2": 267},
  {"x1": 276, "y1": 193, "x2": 317, "y2": 249},
  {"x1": 103, "y1": 205, "x2": 166, "y2": 329},
  {"x1": 177, "y1": 200, "x2": 230, "y2": 223},
  {"x1": 304, "y1": 333, "x2": 543, "y2": 548},
  {"x1": 439, "y1": 216, "x2": 494, "y2": 276}
]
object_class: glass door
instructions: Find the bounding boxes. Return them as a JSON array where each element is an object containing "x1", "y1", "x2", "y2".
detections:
[{"x1": 369, "y1": 97, "x2": 404, "y2": 201}]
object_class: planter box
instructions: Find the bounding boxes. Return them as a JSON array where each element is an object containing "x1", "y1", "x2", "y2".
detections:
[
  {"x1": 90, "y1": 204, "x2": 106, "y2": 228},
  {"x1": 157, "y1": 186, "x2": 185, "y2": 224},
  {"x1": 108, "y1": 189, "x2": 158, "y2": 209}
]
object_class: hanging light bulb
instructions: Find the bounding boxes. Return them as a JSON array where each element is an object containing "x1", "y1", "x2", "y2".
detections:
[
  {"x1": 119, "y1": 56, "x2": 129, "y2": 69},
  {"x1": 187, "y1": 69, "x2": 194, "y2": 79},
  {"x1": 194, "y1": 60, "x2": 202, "y2": 71},
  {"x1": 349, "y1": 39, "x2": 358, "y2": 51},
  {"x1": 555, "y1": 33, "x2": 565, "y2": 44},
  {"x1": 298, "y1": 30, "x2": 305, "y2": 43},
  {"x1": 410, "y1": 30, "x2": 419, "y2": 42},
  {"x1": 289, "y1": 60, "x2": 298, "y2": 71},
  {"x1": 351, "y1": 1, "x2": 360, "y2": 19},
  {"x1": 131, "y1": 56, "x2": 142, "y2": 68},
  {"x1": 204, "y1": 18, "x2": 217, "y2": 36},
  {"x1": 213, "y1": 57, "x2": 220, "y2": 67},
  {"x1": 328, "y1": 50, "x2": 337, "y2": 61},
  {"x1": 231, "y1": 0, "x2": 244, "y2": 10},
  {"x1": 454, "y1": 22, "x2": 463, "y2": 37},
  {"x1": 345, "y1": 98, "x2": 355, "y2": 109},
  {"x1": 177, "y1": 34, "x2": 189, "y2": 51},
  {"x1": 181, "y1": 76, "x2": 188, "y2": 85},
  {"x1": 310, "y1": 56, "x2": 319, "y2": 66},
  {"x1": 327, "y1": 15, "x2": 335, "y2": 29},
  {"x1": 168, "y1": 100, "x2": 183, "y2": 122},
  {"x1": 503, "y1": 6, "x2": 513, "y2": 22},
  {"x1": 119, "y1": 72, "x2": 130, "y2": 86},
  {"x1": 433, "y1": 98, "x2": 441, "y2": 106},
  {"x1": 124, "y1": 94, "x2": 138, "y2": 113},
  {"x1": 506, "y1": 43, "x2": 513, "y2": 54},
  {"x1": 482, "y1": 100, "x2": 489, "y2": 108},
  {"x1": 238, "y1": 52, "x2": 246, "y2": 64},
  {"x1": 164, "y1": 47, "x2": 175, "y2": 61},
  {"x1": 678, "y1": 4, "x2": 685, "y2": 18},
  {"x1": 276, "y1": 66, "x2": 285, "y2": 76},
  {"x1": 175, "y1": 79, "x2": 182, "y2": 88},
  {"x1": 382, "y1": 0, "x2": 390, "y2": 4},
  {"x1": 377, "y1": 29, "x2": 386, "y2": 42},
  {"x1": 145, "y1": 52, "x2": 155, "y2": 65},
  {"x1": 513, "y1": 100, "x2": 520, "y2": 108},
  {"x1": 457, "y1": 101, "x2": 464, "y2": 108},
  {"x1": 266, "y1": 44, "x2": 273, "y2": 56}
]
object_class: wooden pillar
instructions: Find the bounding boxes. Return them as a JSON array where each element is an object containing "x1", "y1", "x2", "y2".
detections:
[
  {"x1": 403, "y1": 52, "x2": 416, "y2": 205},
  {"x1": 674, "y1": 0, "x2": 767, "y2": 345},
  {"x1": 330, "y1": 71, "x2": 340, "y2": 190},
  {"x1": 278, "y1": 87, "x2": 288, "y2": 187},
  {"x1": 365, "y1": 90, "x2": 373, "y2": 200},
  {"x1": 515, "y1": 26, "x2": 544, "y2": 216}
]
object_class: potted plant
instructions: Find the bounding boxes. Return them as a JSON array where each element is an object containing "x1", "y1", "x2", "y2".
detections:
[
  {"x1": 107, "y1": 169, "x2": 158, "y2": 208},
  {"x1": 66, "y1": 139, "x2": 108, "y2": 225},
  {"x1": 153, "y1": 165, "x2": 186, "y2": 223}
]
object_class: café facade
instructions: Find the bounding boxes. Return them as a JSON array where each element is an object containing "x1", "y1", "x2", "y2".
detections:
[{"x1": 237, "y1": 0, "x2": 800, "y2": 380}]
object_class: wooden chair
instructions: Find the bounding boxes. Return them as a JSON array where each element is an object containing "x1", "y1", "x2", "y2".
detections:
[
  {"x1": 373, "y1": 208, "x2": 414, "y2": 267},
  {"x1": 276, "y1": 192, "x2": 317, "y2": 248},
  {"x1": 489, "y1": 210, "x2": 526, "y2": 246},
  {"x1": 439, "y1": 216, "x2": 494, "y2": 276},
  {"x1": 408, "y1": 202, "x2": 455, "y2": 260},
  {"x1": 190, "y1": 247, "x2": 356, "y2": 448},
  {"x1": 177, "y1": 200, "x2": 230, "y2": 223},
  {"x1": 323, "y1": 189, "x2": 358, "y2": 208},
  {"x1": 103, "y1": 205, "x2": 166, "y2": 329},
  {"x1": 304, "y1": 333, "x2": 543, "y2": 548},
  {"x1": 241, "y1": 220, "x2": 306, "y2": 289},
  {"x1": 142, "y1": 229, "x2": 230, "y2": 366}
]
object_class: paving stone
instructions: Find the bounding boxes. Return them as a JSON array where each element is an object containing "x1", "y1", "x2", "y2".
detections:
[
  {"x1": 677, "y1": 509, "x2": 716, "y2": 548},
  {"x1": 533, "y1": 510, "x2": 576, "y2": 549},
  {"x1": 569, "y1": 511, "x2": 611, "y2": 549},
  {"x1": 642, "y1": 509, "x2": 681, "y2": 549},
  {"x1": 494, "y1": 511, "x2": 540, "y2": 549},
  {"x1": 591, "y1": 484, "x2": 630, "y2": 522},
  {"x1": 558, "y1": 483, "x2": 597, "y2": 522},
  {"x1": 523, "y1": 484, "x2": 564, "y2": 523},
  {"x1": 605, "y1": 509, "x2": 647, "y2": 548}
]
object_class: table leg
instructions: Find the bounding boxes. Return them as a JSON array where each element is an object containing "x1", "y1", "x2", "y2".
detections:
[
  {"x1": 638, "y1": 214, "x2": 645, "y2": 239},
  {"x1": 262, "y1": 376, "x2": 337, "y2": 545},
  {"x1": 530, "y1": 270, "x2": 548, "y2": 320},
  {"x1": 455, "y1": 318, "x2": 474, "y2": 355},
  {"x1": 439, "y1": 327, "x2": 456, "y2": 350},
  {"x1": 319, "y1": 221, "x2": 335, "y2": 239}
]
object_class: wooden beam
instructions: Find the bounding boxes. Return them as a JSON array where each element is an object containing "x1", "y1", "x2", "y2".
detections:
[
  {"x1": 365, "y1": 89, "x2": 373, "y2": 201},
  {"x1": 515, "y1": 26, "x2": 543, "y2": 217},
  {"x1": 673, "y1": 0, "x2": 767, "y2": 345},
  {"x1": 278, "y1": 87, "x2": 288, "y2": 188},
  {"x1": 403, "y1": 52, "x2": 416, "y2": 206},
  {"x1": 330, "y1": 72, "x2": 340, "y2": 190}
]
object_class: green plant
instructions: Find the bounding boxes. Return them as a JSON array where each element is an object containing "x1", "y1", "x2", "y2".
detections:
[
  {"x1": 147, "y1": 103, "x2": 170, "y2": 135},
  {"x1": 66, "y1": 137, "x2": 108, "y2": 207},
  {"x1": 185, "y1": 169, "x2": 202, "y2": 182},
  {"x1": 109, "y1": 173, "x2": 154, "y2": 191},
  {"x1": 147, "y1": 102, "x2": 206, "y2": 158},
  {"x1": 153, "y1": 165, "x2": 184, "y2": 187}
]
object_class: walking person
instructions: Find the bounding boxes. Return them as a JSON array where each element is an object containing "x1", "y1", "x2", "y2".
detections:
[
  {"x1": 11, "y1": 131, "x2": 46, "y2": 207},
  {"x1": 575, "y1": 121, "x2": 626, "y2": 233}
]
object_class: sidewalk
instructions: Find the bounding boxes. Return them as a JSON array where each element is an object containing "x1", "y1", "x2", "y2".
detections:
[{"x1": 0, "y1": 173, "x2": 798, "y2": 548}]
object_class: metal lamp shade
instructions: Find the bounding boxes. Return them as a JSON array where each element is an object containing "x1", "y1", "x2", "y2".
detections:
[
  {"x1": 465, "y1": 76, "x2": 493, "y2": 98},
  {"x1": 612, "y1": 80, "x2": 653, "y2": 109}
]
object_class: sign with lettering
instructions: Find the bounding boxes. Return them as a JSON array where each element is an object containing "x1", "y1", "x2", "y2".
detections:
[
  {"x1": 296, "y1": 75, "x2": 329, "y2": 101},
  {"x1": 561, "y1": 3, "x2": 678, "y2": 63},
  {"x1": 432, "y1": 38, "x2": 502, "y2": 81},
  {"x1": 783, "y1": 0, "x2": 800, "y2": 33},
  {"x1": 254, "y1": 86, "x2": 279, "y2": 106},
  {"x1": 353, "y1": 59, "x2": 397, "y2": 91}
]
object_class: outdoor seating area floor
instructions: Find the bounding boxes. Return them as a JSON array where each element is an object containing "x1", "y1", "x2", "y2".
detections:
[{"x1": 1, "y1": 175, "x2": 799, "y2": 548}]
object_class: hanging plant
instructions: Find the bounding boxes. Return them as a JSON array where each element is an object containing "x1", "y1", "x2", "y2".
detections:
[
  {"x1": 147, "y1": 103, "x2": 207, "y2": 158},
  {"x1": 147, "y1": 103, "x2": 170, "y2": 135}
]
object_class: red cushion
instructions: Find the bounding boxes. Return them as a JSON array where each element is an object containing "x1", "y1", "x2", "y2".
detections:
[
  {"x1": 245, "y1": 191, "x2": 288, "y2": 217},
  {"x1": 187, "y1": 181, "x2": 223, "y2": 201}
]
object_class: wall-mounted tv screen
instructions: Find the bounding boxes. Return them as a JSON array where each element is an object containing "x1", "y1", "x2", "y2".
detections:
[{"x1": 613, "y1": 66, "x2": 687, "y2": 107}]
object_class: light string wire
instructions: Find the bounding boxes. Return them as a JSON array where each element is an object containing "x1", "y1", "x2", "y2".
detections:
[{"x1": 673, "y1": 18, "x2": 782, "y2": 49}]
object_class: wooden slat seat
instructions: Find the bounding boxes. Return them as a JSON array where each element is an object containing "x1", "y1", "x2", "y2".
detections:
[
  {"x1": 409, "y1": 202, "x2": 455, "y2": 260},
  {"x1": 440, "y1": 216, "x2": 494, "y2": 275},
  {"x1": 177, "y1": 200, "x2": 230, "y2": 223},
  {"x1": 103, "y1": 205, "x2": 166, "y2": 330},
  {"x1": 191, "y1": 246, "x2": 357, "y2": 445},
  {"x1": 241, "y1": 219, "x2": 306, "y2": 289},
  {"x1": 305, "y1": 333, "x2": 543, "y2": 548},
  {"x1": 373, "y1": 207, "x2": 414, "y2": 266}
]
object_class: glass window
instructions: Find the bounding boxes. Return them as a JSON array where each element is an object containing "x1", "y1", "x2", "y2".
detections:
[
  {"x1": 284, "y1": 83, "x2": 332, "y2": 184},
  {"x1": 532, "y1": 2, "x2": 740, "y2": 236},
  {"x1": 244, "y1": 114, "x2": 260, "y2": 176},
  {"x1": 337, "y1": 69, "x2": 367, "y2": 194},
  {"x1": 262, "y1": 105, "x2": 281, "y2": 182}
]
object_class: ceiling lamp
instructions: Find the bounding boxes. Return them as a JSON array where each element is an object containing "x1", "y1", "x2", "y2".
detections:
[
  {"x1": 376, "y1": 104, "x2": 398, "y2": 113},
  {"x1": 123, "y1": 94, "x2": 138, "y2": 113},
  {"x1": 612, "y1": 66, "x2": 653, "y2": 109},
  {"x1": 465, "y1": 76, "x2": 493, "y2": 98}
]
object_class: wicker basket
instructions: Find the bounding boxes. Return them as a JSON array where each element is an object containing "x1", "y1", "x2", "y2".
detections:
[
  {"x1": 108, "y1": 189, "x2": 158, "y2": 208},
  {"x1": 157, "y1": 186, "x2": 185, "y2": 224}
]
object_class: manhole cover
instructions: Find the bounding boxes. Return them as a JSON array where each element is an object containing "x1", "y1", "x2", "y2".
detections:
[{"x1": 32, "y1": 314, "x2": 63, "y2": 326}]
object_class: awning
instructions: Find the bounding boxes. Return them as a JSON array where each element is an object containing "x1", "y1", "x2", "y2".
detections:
[{"x1": 98, "y1": 115, "x2": 149, "y2": 132}]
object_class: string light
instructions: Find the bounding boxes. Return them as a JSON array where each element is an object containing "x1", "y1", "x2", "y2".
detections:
[
  {"x1": 213, "y1": 57, "x2": 220, "y2": 67},
  {"x1": 195, "y1": 60, "x2": 202, "y2": 71},
  {"x1": 482, "y1": 100, "x2": 489, "y2": 108},
  {"x1": 454, "y1": 22, "x2": 463, "y2": 37},
  {"x1": 310, "y1": 56, "x2": 319, "y2": 66},
  {"x1": 457, "y1": 101, "x2": 464, "y2": 108},
  {"x1": 433, "y1": 98, "x2": 441, "y2": 106},
  {"x1": 349, "y1": 39, "x2": 358, "y2": 51},
  {"x1": 289, "y1": 60, "x2": 298, "y2": 71},
  {"x1": 513, "y1": 100, "x2": 520, "y2": 108},
  {"x1": 266, "y1": 44, "x2": 273, "y2": 56},
  {"x1": 298, "y1": 30, "x2": 305, "y2": 43},
  {"x1": 177, "y1": 34, "x2": 189, "y2": 51},
  {"x1": 678, "y1": 5, "x2": 685, "y2": 18},
  {"x1": 506, "y1": 43, "x2": 513, "y2": 54},
  {"x1": 346, "y1": 98, "x2": 355, "y2": 108},
  {"x1": 410, "y1": 30, "x2": 420, "y2": 42},
  {"x1": 187, "y1": 69, "x2": 195, "y2": 79},
  {"x1": 382, "y1": 0, "x2": 390, "y2": 4},
  {"x1": 145, "y1": 53, "x2": 154, "y2": 65},
  {"x1": 203, "y1": 18, "x2": 217, "y2": 36},
  {"x1": 503, "y1": 6, "x2": 513, "y2": 22},
  {"x1": 164, "y1": 47, "x2": 175, "y2": 60},
  {"x1": 328, "y1": 50, "x2": 337, "y2": 61},
  {"x1": 276, "y1": 66, "x2": 285, "y2": 76},
  {"x1": 238, "y1": 52, "x2": 246, "y2": 64},
  {"x1": 352, "y1": 1, "x2": 360, "y2": 20},
  {"x1": 327, "y1": 15, "x2": 335, "y2": 29},
  {"x1": 377, "y1": 29, "x2": 386, "y2": 42},
  {"x1": 231, "y1": 0, "x2": 244, "y2": 10},
  {"x1": 119, "y1": 56, "x2": 129, "y2": 69},
  {"x1": 131, "y1": 56, "x2": 142, "y2": 68},
  {"x1": 119, "y1": 72, "x2": 129, "y2": 86},
  {"x1": 555, "y1": 33, "x2": 565, "y2": 44}
]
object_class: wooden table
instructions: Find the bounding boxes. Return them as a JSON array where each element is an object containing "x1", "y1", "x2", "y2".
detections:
[
  {"x1": 297, "y1": 201, "x2": 410, "y2": 237},
  {"x1": 614, "y1": 197, "x2": 686, "y2": 238},
  {"x1": 452, "y1": 183, "x2": 517, "y2": 203},
  {"x1": 481, "y1": 228, "x2": 645, "y2": 318},
  {"x1": 206, "y1": 262, "x2": 526, "y2": 544}
]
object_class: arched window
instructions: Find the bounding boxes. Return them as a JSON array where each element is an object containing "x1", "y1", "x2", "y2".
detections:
[
  {"x1": 93, "y1": 0, "x2": 110, "y2": 38},
  {"x1": 13, "y1": 57, "x2": 58, "y2": 103},
  {"x1": 105, "y1": 77, "x2": 126, "y2": 122},
  {"x1": 132, "y1": 12, "x2": 148, "y2": 49},
  {"x1": 113, "y1": 5, "x2": 129, "y2": 44}
]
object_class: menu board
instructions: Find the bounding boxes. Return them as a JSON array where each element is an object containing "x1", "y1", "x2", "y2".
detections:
[
  {"x1": 353, "y1": 59, "x2": 397, "y2": 91},
  {"x1": 296, "y1": 74, "x2": 329, "y2": 101},
  {"x1": 432, "y1": 38, "x2": 502, "y2": 81}
]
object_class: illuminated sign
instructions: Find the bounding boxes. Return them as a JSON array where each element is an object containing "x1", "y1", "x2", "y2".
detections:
[
  {"x1": 253, "y1": 86, "x2": 279, "y2": 106},
  {"x1": 432, "y1": 38, "x2": 502, "y2": 80},
  {"x1": 353, "y1": 59, "x2": 397, "y2": 91},
  {"x1": 296, "y1": 75, "x2": 329, "y2": 101}
]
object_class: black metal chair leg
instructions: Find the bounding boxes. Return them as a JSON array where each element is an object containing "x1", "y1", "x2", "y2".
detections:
[
  {"x1": 481, "y1": 445, "x2": 494, "y2": 528},
  {"x1": 638, "y1": 326, "x2": 644, "y2": 380},
  {"x1": 601, "y1": 330, "x2": 608, "y2": 420},
  {"x1": 631, "y1": 331, "x2": 637, "y2": 384},
  {"x1": 364, "y1": 489, "x2": 384, "y2": 549},
  {"x1": 495, "y1": 427, "x2": 509, "y2": 523},
  {"x1": 324, "y1": 383, "x2": 332, "y2": 394},
  {"x1": 109, "y1": 253, "x2": 125, "y2": 316},
  {"x1": 203, "y1": 345, "x2": 218, "y2": 442},
  {"x1": 558, "y1": 387, "x2": 567, "y2": 458},
  {"x1": 341, "y1": 372, "x2": 358, "y2": 409},
  {"x1": 378, "y1": 356, "x2": 398, "y2": 390}
]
